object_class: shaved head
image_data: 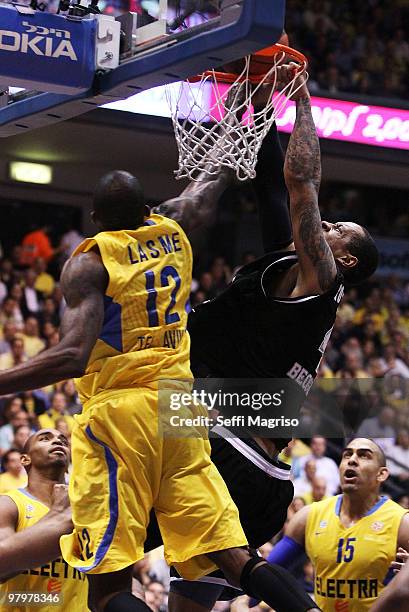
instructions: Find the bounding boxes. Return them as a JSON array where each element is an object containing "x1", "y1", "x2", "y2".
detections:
[
  {"x1": 93, "y1": 170, "x2": 146, "y2": 231},
  {"x1": 346, "y1": 438, "x2": 386, "y2": 468}
]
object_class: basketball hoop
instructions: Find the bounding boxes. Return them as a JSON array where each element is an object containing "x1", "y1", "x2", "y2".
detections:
[{"x1": 167, "y1": 43, "x2": 308, "y2": 182}]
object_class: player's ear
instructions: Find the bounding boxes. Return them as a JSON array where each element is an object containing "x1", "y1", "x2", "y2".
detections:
[
  {"x1": 335, "y1": 253, "x2": 358, "y2": 269},
  {"x1": 377, "y1": 466, "x2": 389, "y2": 484},
  {"x1": 20, "y1": 453, "x2": 31, "y2": 470},
  {"x1": 144, "y1": 204, "x2": 151, "y2": 218},
  {"x1": 90, "y1": 210, "x2": 96, "y2": 224}
]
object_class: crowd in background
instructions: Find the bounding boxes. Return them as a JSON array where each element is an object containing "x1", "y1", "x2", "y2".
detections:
[
  {"x1": 281, "y1": 0, "x2": 409, "y2": 100},
  {"x1": 0, "y1": 1, "x2": 408, "y2": 609},
  {"x1": 0, "y1": 193, "x2": 408, "y2": 608}
]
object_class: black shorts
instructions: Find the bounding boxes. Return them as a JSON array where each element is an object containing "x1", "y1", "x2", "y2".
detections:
[{"x1": 209, "y1": 425, "x2": 293, "y2": 548}]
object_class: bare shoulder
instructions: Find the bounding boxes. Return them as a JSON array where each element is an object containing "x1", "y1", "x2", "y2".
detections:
[
  {"x1": 0, "y1": 495, "x2": 18, "y2": 529},
  {"x1": 60, "y1": 251, "x2": 108, "y2": 302}
]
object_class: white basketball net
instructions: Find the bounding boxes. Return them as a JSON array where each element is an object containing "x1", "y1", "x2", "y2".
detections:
[{"x1": 167, "y1": 51, "x2": 308, "y2": 182}]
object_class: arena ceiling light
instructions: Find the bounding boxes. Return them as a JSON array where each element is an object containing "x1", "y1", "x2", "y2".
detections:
[{"x1": 9, "y1": 161, "x2": 53, "y2": 185}]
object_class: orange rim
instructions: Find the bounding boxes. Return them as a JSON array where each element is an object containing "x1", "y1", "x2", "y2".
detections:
[{"x1": 188, "y1": 43, "x2": 308, "y2": 85}]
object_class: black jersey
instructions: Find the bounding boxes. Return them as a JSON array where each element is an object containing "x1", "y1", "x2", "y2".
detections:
[{"x1": 188, "y1": 250, "x2": 344, "y2": 401}]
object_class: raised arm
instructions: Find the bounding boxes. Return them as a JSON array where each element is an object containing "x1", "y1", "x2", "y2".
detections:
[
  {"x1": 151, "y1": 166, "x2": 234, "y2": 236},
  {"x1": 283, "y1": 65, "x2": 337, "y2": 294},
  {"x1": 0, "y1": 250, "x2": 107, "y2": 395},
  {"x1": 0, "y1": 485, "x2": 72, "y2": 579},
  {"x1": 152, "y1": 83, "x2": 248, "y2": 235}
]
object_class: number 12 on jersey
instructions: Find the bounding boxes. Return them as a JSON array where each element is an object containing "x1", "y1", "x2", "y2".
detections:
[
  {"x1": 336, "y1": 537, "x2": 356, "y2": 563},
  {"x1": 145, "y1": 266, "x2": 181, "y2": 327}
]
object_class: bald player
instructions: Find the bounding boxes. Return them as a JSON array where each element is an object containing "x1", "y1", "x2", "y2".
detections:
[
  {"x1": 254, "y1": 438, "x2": 409, "y2": 611},
  {"x1": 0, "y1": 428, "x2": 88, "y2": 612}
]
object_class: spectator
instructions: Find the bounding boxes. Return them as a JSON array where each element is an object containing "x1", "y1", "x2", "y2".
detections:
[
  {"x1": 387, "y1": 429, "x2": 409, "y2": 491},
  {"x1": 198, "y1": 272, "x2": 216, "y2": 299},
  {"x1": 46, "y1": 329, "x2": 60, "y2": 349},
  {"x1": 0, "y1": 321, "x2": 17, "y2": 355},
  {"x1": 0, "y1": 409, "x2": 29, "y2": 456},
  {"x1": 0, "y1": 278, "x2": 6, "y2": 306},
  {"x1": 209, "y1": 256, "x2": 231, "y2": 294},
  {"x1": 34, "y1": 258, "x2": 55, "y2": 296},
  {"x1": 145, "y1": 580, "x2": 166, "y2": 612},
  {"x1": 336, "y1": 353, "x2": 371, "y2": 380},
  {"x1": 299, "y1": 436, "x2": 340, "y2": 495},
  {"x1": 42, "y1": 321, "x2": 57, "y2": 343},
  {"x1": 384, "y1": 344, "x2": 409, "y2": 379},
  {"x1": 0, "y1": 395, "x2": 24, "y2": 426},
  {"x1": 61, "y1": 379, "x2": 82, "y2": 415},
  {"x1": 0, "y1": 297, "x2": 24, "y2": 330},
  {"x1": 19, "y1": 225, "x2": 61, "y2": 266},
  {"x1": 0, "y1": 448, "x2": 27, "y2": 493},
  {"x1": 0, "y1": 336, "x2": 27, "y2": 371},
  {"x1": 302, "y1": 476, "x2": 328, "y2": 505},
  {"x1": 60, "y1": 225, "x2": 84, "y2": 263},
  {"x1": 20, "y1": 389, "x2": 50, "y2": 421},
  {"x1": 356, "y1": 406, "x2": 396, "y2": 453},
  {"x1": 55, "y1": 417, "x2": 71, "y2": 441},
  {"x1": 21, "y1": 269, "x2": 42, "y2": 317},
  {"x1": 22, "y1": 317, "x2": 45, "y2": 358},
  {"x1": 38, "y1": 391, "x2": 75, "y2": 432},
  {"x1": 0, "y1": 258, "x2": 14, "y2": 288},
  {"x1": 12, "y1": 424, "x2": 31, "y2": 452},
  {"x1": 38, "y1": 297, "x2": 60, "y2": 329},
  {"x1": 293, "y1": 459, "x2": 317, "y2": 498},
  {"x1": 384, "y1": 374, "x2": 408, "y2": 411}
]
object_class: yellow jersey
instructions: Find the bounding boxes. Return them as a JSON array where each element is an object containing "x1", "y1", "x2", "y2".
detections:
[
  {"x1": 72, "y1": 214, "x2": 193, "y2": 404},
  {"x1": 0, "y1": 488, "x2": 88, "y2": 612},
  {"x1": 305, "y1": 494, "x2": 407, "y2": 611}
]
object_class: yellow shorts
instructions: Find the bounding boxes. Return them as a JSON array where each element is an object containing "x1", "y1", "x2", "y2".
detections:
[{"x1": 60, "y1": 387, "x2": 247, "y2": 579}]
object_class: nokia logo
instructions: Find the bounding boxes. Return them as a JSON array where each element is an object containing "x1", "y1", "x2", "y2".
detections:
[{"x1": 0, "y1": 21, "x2": 78, "y2": 61}]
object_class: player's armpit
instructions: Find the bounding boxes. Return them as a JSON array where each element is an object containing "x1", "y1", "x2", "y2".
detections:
[{"x1": 0, "y1": 251, "x2": 108, "y2": 395}]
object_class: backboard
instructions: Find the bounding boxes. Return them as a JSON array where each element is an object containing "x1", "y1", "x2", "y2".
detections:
[{"x1": 0, "y1": 0, "x2": 285, "y2": 137}]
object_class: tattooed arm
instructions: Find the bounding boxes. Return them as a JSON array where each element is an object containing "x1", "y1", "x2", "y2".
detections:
[{"x1": 283, "y1": 66, "x2": 337, "y2": 294}]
